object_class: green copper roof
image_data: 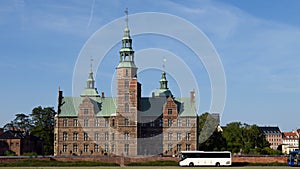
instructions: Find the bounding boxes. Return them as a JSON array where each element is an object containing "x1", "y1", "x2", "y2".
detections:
[
  {"x1": 154, "y1": 89, "x2": 172, "y2": 97},
  {"x1": 80, "y1": 88, "x2": 100, "y2": 97},
  {"x1": 58, "y1": 97, "x2": 116, "y2": 117},
  {"x1": 174, "y1": 97, "x2": 197, "y2": 117},
  {"x1": 139, "y1": 97, "x2": 197, "y2": 117},
  {"x1": 117, "y1": 61, "x2": 137, "y2": 68}
]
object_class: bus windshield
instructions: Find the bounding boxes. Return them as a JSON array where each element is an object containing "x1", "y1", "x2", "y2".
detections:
[{"x1": 288, "y1": 150, "x2": 300, "y2": 166}]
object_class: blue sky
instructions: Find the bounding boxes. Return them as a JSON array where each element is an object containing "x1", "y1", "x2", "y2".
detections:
[{"x1": 0, "y1": 0, "x2": 299, "y2": 131}]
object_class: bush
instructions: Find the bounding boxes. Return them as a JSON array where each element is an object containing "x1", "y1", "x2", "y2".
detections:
[
  {"x1": 0, "y1": 159, "x2": 119, "y2": 167},
  {"x1": 4, "y1": 150, "x2": 16, "y2": 156},
  {"x1": 22, "y1": 152, "x2": 37, "y2": 156},
  {"x1": 126, "y1": 160, "x2": 178, "y2": 166}
]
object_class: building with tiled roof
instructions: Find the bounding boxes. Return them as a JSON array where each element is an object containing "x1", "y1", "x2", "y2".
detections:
[
  {"x1": 53, "y1": 12, "x2": 198, "y2": 157},
  {"x1": 282, "y1": 131, "x2": 299, "y2": 154},
  {"x1": 259, "y1": 126, "x2": 282, "y2": 150},
  {"x1": 0, "y1": 129, "x2": 43, "y2": 156}
]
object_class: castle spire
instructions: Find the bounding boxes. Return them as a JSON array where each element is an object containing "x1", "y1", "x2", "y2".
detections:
[
  {"x1": 160, "y1": 57, "x2": 168, "y2": 89},
  {"x1": 118, "y1": 8, "x2": 136, "y2": 68},
  {"x1": 80, "y1": 56, "x2": 100, "y2": 97},
  {"x1": 87, "y1": 56, "x2": 95, "y2": 89}
]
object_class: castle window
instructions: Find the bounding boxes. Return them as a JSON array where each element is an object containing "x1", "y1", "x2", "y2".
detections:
[
  {"x1": 177, "y1": 144, "x2": 181, "y2": 152},
  {"x1": 125, "y1": 69, "x2": 128, "y2": 76},
  {"x1": 125, "y1": 93, "x2": 129, "y2": 101},
  {"x1": 168, "y1": 119, "x2": 172, "y2": 127},
  {"x1": 168, "y1": 144, "x2": 172, "y2": 151},
  {"x1": 168, "y1": 132, "x2": 172, "y2": 141},
  {"x1": 177, "y1": 119, "x2": 181, "y2": 127},
  {"x1": 105, "y1": 144, "x2": 109, "y2": 152},
  {"x1": 63, "y1": 119, "x2": 68, "y2": 127},
  {"x1": 84, "y1": 132, "x2": 88, "y2": 141},
  {"x1": 125, "y1": 81, "x2": 129, "y2": 88},
  {"x1": 84, "y1": 119, "x2": 89, "y2": 127},
  {"x1": 150, "y1": 121, "x2": 154, "y2": 127},
  {"x1": 124, "y1": 132, "x2": 130, "y2": 140},
  {"x1": 63, "y1": 132, "x2": 68, "y2": 141},
  {"x1": 159, "y1": 119, "x2": 163, "y2": 127},
  {"x1": 63, "y1": 144, "x2": 67, "y2": 152},
  {"x1": 73, "y1": 132, "x2": 78, "y2": 141},
  {"x1": 124, "y1": 144, "x2": 129, "y2": 156},
  {"x1": 177, "y1": 133, "x2": 182, "y2": 141},
  {"x1": 111, "y1": 144, "x2": 115, "y2": 152},
  {"x1": 105, "y1": 118, "x2": 109, "y2": 127},
  {"x1": 186, "y1": 119, "x2": 190, "y2": 127},
  {"x1": 73, "y1": 144, "x2": 78, "y2": 152},
  {"x1": 94, "y1": 133, "x2": 99, "y2": 141},
  {"x1": 112, "y1": 133, "x2": 115, "y2": 141},
  {"x1": 186, "y1": 132, "x2": 191, "y2": 141},
  {"x1": 105, "y1": 132, "x2": 109, "y2": 141},
  {"x1": 84, "y1": 108, "x2": 88, "y2": 115},
  {"x1": 125, "y1": 103, "x2": 129, "y2": 112},
  {"x1": 168, "y1": 109, "x2": 172, "y2": 115},
  {"x1": 111, "y1": 119, "x2": 115, "y2": 127},
  {"x1": 94, "y1": 144, "x2": 99, "y2": 152},
  {"x1": 84, "y1": 144, "x2": 89, "y2": 152},
  {"x1": 186, "y1": 144, "x2": 191, "y2": 151},
  {"x1": 73, "y1": 119, "x2": 78, "y2": 127},
  {"x1": 125, "y1": 118, "x2": 129, "y2": 126},
  {"x1": 94, "y1": 119, "x2": 99, "y2": 127}
]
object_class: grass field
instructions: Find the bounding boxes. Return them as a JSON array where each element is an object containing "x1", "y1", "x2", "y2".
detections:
[{"x1": 0, "y1": 167, "x2": 292, "y2": 169}]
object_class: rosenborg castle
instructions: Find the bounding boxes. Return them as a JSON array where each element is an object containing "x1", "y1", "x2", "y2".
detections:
[{"x1": 54, "y1": 15, "x2": 198, "y2": 157}]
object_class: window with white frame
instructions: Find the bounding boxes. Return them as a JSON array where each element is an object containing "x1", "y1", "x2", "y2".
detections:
[
  {"x1": 124, "y1": 132, "x2": 130, "y2": 140},
  {"x1": 84, "y1": 132, "x2": 88, "y2": 141},
  {"x1": 63, "y1": 132, "x2": 68, "y2": 141}
]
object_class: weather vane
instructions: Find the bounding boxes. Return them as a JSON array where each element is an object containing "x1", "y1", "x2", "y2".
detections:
[
  {"x1": 90, "y1": 56, "x2": 94, "y2": 72},
  {"x1": 162, "y1": 57, "x2": 167, "y2": 70},
  {"x1": 125, "y1": 8, "x2": 128, "y2": 27}
]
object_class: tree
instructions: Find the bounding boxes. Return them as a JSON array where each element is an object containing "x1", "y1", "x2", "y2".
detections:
[
  {"x1": 30, "y1": 106, "x2": 56, "y2": 155},
  {"x1": 222, "y1": 122, "x2": 270, "y2": 154},
  {"x1": 198, "y1": 113, "x2": 226, "y2": 150},
  {"x1": 3, "y1": 113, "x2": 32, "y2": 131}
]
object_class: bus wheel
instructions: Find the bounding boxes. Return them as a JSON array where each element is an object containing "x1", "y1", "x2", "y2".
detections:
[
  {"x1": 215, "y1": 162, "x2": 220, "y2": 167},
  {"x1": 189, "y1": 162, "x2": 194, "y2": 167}
]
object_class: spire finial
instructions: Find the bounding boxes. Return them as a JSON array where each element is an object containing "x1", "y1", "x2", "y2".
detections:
[
  {"x1": 162, "y1": 57, "x2": 167, "y2": 70},
  {"x1": 125, "y1": 8, "x2": 129, "y2": 28},
  {"x1": 90, "y1": 56, "x2": 94, "y2": 72}
]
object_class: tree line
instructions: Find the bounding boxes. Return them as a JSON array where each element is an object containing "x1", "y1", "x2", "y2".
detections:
[
  {"x1": 2, "y1": 106, "x2": 55, "y2": 155},
  {"x1": 198, "y1": 113, "x2": 282, "y2": 155}
]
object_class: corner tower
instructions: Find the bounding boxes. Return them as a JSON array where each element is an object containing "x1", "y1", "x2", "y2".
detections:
[
  {"x1": 116, "y1": 9, "x2": 139, "y2": 156},
  {"x1": 81, "y1": 58, "x2": 100, "y2": 97}
]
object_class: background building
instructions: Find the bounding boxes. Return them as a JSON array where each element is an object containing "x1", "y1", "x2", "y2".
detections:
[
  {"x1": 282, "y1": 131, "x2": 299, "y2": 154},
  {"x1": 54, "y1": 16, "x2": 198, "y2": 157},
  {"x1": 0, "y1": 129, "x2": 43, "y2": 156},
  {"x1": 259, "y1": 126, "x2": 282, "y2": 150}
]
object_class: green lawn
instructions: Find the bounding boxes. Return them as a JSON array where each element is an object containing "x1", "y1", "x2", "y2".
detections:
[{"x1": 0, "y1": 167, "x2": 292, "y2": 169}]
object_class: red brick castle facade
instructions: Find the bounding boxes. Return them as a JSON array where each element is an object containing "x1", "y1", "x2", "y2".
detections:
[{"x1": 54, "y1": 13, "x2": 198, "y2": 157}]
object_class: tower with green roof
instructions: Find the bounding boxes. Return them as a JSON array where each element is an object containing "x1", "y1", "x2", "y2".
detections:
[
  {"x1": 115, "y1": 8, "x2": 140, "y2": 156},
  {"x1": 80, "y1": 58, "x2": 100, "y2": 97}
]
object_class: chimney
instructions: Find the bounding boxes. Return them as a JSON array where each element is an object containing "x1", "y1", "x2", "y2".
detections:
[
  {"x1": 190, "y1": 89, "x2": 195, "y2": 103},
  {"x1": 101, "y1": 92, "x2": 105, "y2": 98},
  {"x1": 57, "y1": 87, "x2": 63, "y2": 114}
]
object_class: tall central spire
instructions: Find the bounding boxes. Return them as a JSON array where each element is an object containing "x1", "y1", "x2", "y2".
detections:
[{"x1": 118, "y1": 8, "x2": 136, "y2": 68}]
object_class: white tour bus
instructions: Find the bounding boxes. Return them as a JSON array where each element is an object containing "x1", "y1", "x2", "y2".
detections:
[{"x1": 179, "y1": 151, "x2": 232, "y2": 167}]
